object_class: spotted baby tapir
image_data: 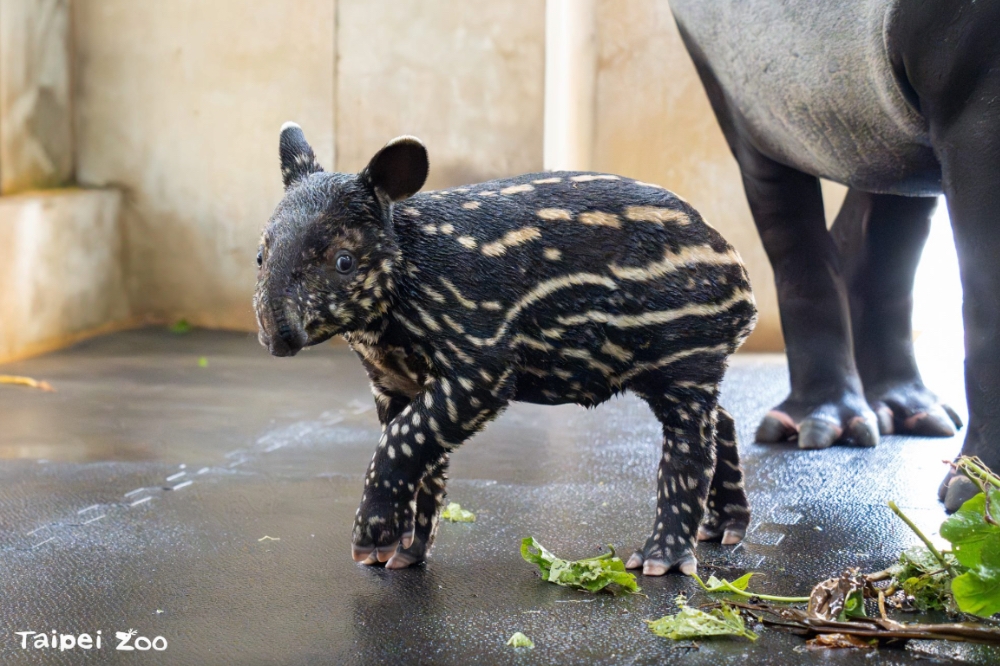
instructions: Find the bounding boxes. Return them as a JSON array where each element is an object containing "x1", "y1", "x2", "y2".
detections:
[{"x1": 254, "y1": 123, "x2": 758, "y2": 575}]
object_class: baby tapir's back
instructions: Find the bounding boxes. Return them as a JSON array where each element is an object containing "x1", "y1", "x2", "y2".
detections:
[{"x1": 389, "y1": 171, "x2": 757, "y2": 406}]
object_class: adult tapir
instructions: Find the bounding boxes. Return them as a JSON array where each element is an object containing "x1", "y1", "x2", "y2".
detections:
[{"x1": 669, "y1": 0, "x2": 998, "y2": 509}]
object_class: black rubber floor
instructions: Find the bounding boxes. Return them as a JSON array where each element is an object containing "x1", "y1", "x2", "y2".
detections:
[{"x1": 1, "y1": 329, "x2": 995, "y2": 664}]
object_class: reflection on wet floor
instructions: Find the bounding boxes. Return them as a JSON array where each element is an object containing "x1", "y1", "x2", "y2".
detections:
[{"x1": 1, "y1": 328, "x2": 994, "y2": 665}]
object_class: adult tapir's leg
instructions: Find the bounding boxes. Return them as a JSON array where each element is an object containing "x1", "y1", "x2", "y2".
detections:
[
  {"x1": 927, "y1": 102, "x2": 1000, "y2": 510},
  {"x1": 677, "y1": 28, "x2": 879, "y2": 450},
  {"x1": 830, "y1": 190, "x2": 962, "y2": 437},
  {"x1": 900, "y1": 0, "x2": 1000, "y2": 509},
  {"x1": 737, "y1": 146, "x2": 880, "y2": 449}
]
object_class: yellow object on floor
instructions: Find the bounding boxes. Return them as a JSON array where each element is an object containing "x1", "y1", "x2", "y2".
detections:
[{"x1": 0, "y1": 375, "x2": 54, "y2": 391}]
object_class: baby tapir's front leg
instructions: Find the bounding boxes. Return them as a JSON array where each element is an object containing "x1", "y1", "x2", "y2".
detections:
[
  {"x1": 362, "y1": 389, "x2": 449, "y2": 568},
  {"x1": 383, "y1": 454, "x2": 449, "y2": 569},
  {"x1": 352, "y1": 372, "x2": 512, "y2": 567}
]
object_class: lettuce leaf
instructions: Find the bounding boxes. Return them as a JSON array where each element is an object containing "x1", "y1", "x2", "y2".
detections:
[{"x1": 520, "y1": 537, "x2": 639, "y2": 595}]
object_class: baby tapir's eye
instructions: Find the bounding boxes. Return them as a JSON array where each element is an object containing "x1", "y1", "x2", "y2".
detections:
[
  {"x1": 256, "y1": 249, "x2": 263, "y2": 267},
  {"x1": 334, "y1": 250, "x2": 356, "y2": 274}
]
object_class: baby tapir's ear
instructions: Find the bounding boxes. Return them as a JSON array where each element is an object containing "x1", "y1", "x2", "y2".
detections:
[
  {"x1": 361, "y1": 136, "x2": 428, "y2": 202},
  {"x1": 279, "y1": 121, "x2": 324, "y2": 189}
]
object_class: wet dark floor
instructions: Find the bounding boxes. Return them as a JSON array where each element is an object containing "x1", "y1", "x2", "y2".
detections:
[{"x1": 0, "y1": 328, "x2": 995, "y2": 665}]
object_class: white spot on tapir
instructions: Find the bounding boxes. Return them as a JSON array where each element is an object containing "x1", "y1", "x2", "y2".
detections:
[
  {"x1": 457, "y1": 236, "x2": 478, "y2": 249},
  {"x1": 481, "y1": 227, "x2": 542, "y2": 257},
  {"x1": 500, "y1": 183, "x2": 534, "y2": 195},
  {"x1": 624, "y1": 206, "x2": 690, "y2": 226},
  {"x1": 570, "y1": 174, "x2": 619, "y2": 182},
  {"x1": 462, "y1": 201, "x2": 481, "y2": 210},
  {"x1": 416, "y1": 433, "x2": 426, "y2": 444},
  {"x1": 401, "y1": 443, "x2": 413, "y2": 457},
  {"x1": 536, "y1": 208, "x2": 572, "y2": 221},
  {"x1": 543, "y1": 247, "x2": 562, "y2": 261},
  {"x1": 578, "y1": 211, "x2": 621, "y2": 228},
  {"x1": 387, "y1": 446, "x2": 396, "y2": 459}
]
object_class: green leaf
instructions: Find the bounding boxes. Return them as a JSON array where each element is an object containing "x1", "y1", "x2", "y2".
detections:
[
  {"x1": 440, "y1": 502, "x2": 476, "y2": 522},
  {"x1": 940, "y1": 490, "x2": 1000, "y2": 570},
  {"x1": 951, "y1": 566, "x2": 1000, "y2": 618},
  {"x1": 647, "y1": 596, "x2": 757, "y2": 642},
  {"x1": 838, "y1": 590, "x2": 867, "y2": 621},
  {"x1": 505, "y1": 632, "x2": 534, "y2": 648},
  {"x1": 170, "y1": 319, "x2": 191, "y2": 334},
  {"x1": 702, "y1": 572, "x2": 755, "y2": 592},
  {"x1": 520, "y1": 537, "x2": 640, "y2": 595},
  {"x1": 198, "y1": 356, "x2": 209, "y2": 368}
]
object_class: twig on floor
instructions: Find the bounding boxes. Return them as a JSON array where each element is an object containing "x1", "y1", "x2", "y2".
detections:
[{"x1": 0, "y1": 375, "x2": 55, "y2": 392}]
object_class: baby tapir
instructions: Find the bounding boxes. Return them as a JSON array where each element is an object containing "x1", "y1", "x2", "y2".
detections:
[{"x1": 254, "y1": 123, "x2": 758, "y2": 576}]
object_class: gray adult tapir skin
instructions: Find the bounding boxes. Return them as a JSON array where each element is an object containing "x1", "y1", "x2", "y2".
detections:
[
  {"x1": 255, "y1": 123, "x2": 758, "y2": 574},
  {"x1": 669, "y1": 0, "x2": 999, "y2": 509}
]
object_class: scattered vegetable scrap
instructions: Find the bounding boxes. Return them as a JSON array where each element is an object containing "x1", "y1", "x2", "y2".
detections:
[
  {"x1": 804, "y1": 633, "x2": 876, "y2": 650},
  {"x1": 258, "y1": 536, "x2": 280, "y2": 542},
  {"x1": 506, "y1": 632, "x2": 534, "y2": 648},
  {"x1": 646, "y1": 595, "x2": 757, "y2": 642},
  {"x1": 886, "y1": 456, "x2": 1000, "y2": 618},
  {"x1": 440, "y1": 502, "x2": 476, "y2": 522},
  {"x1": 693, "y1": 572, "x2": 809, "y2": 603},
  {"x1": 520, "y1": 457, "x2": 1000, "y2": 651},
  {"x1": 198, "y1": 357, "x2": 209, "y2": 368},
  {"x1": 170, "y1": 319, "x2": 192, "y2": 334},
  {"x1": 884, "y1": 546, "x2": 959, "y2": 612},
  {"x1": 0, "y1": 375, "x2": 54, "y2": 392},
  {"x1": 521, "y1": 537, "x2": 639, "y2": 595}
]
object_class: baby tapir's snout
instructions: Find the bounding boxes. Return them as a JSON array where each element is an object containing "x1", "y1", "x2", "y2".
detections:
[
  {"x1": 254, "y1": 242, "x2": 311, "y2": 358},
  {"x1": 255, "y1": 279, "x2": 308, "y2": 357}
]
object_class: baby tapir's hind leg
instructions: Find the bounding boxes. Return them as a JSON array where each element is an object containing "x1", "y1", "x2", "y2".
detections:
[
  {"x1": 385, "y1": 454, "x2": 449, "y2": 569},
  {"x1": 626, "y1": 374, "x2": 721, "y2": 576},
  {"x1": 697, "y1": 407, "x2": 750, "y2": 545}
]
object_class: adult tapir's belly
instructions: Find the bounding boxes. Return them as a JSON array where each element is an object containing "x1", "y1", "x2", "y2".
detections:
[{"x1": 670, "y1": 0, "x2": 942, "y2": 196}]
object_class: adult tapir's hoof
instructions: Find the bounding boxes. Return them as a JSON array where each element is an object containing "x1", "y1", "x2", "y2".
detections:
[
  {"x1": 938, "y1": 473, "x2": 981, "y2": 513},
  {"x1": 755, "y1": 394, "x2": 879, "y2": 450},
  {"x1": 866, "y1": 382, "x2": 963, "y2": 438}
]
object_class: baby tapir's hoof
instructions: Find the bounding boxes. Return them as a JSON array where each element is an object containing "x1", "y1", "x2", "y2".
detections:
[
  {"x1": 353, "y1": 468, "x2": 445, "y2": 568},
  {"x1": 625, "y1": 549, "x2": 699, "y2": 577}
]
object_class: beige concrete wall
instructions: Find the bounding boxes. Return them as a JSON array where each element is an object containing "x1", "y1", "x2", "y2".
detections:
[
  {"x1": 0, "y1": 188, "x2": 128, "y2": 362},
  {"x1": 72, "y1": 0, "x2": 336, "y2": 330},
  {"x1": 336, "y1": 0, "x2": 545, "y2": 187},
  {"x1": 0, "y1": 0, "x2": 810, "y2": 357},
  {"x1": 590, "y1": 0, "x2": 782, "y2": 350},
  {"x1": 0, "y1": 0, "x2": 74, "y2": 194}
]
